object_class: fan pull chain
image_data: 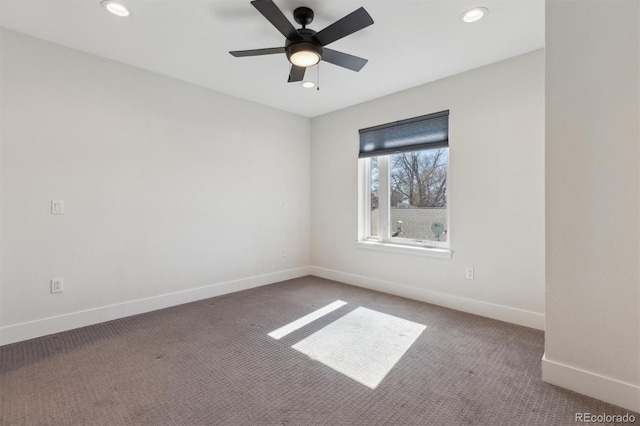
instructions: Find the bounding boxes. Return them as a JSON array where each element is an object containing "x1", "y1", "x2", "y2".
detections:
[{"x1": 317, "y1": 62, "x2": 320, "y2": 91}]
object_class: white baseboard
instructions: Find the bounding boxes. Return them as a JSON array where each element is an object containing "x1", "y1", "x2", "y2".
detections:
[
  {"x1": 0, "y1": 266, "x2": 311, "y2": 346},
  {"x1": 542, "y1": 353, "x2": 640, "y2": 413},
  {"x1": 310, "y1": 266, "x2": 545, "y2": 330}
]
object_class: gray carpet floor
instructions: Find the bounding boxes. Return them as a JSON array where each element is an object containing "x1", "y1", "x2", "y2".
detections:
[{"x1": 1, "y1": 276, "x2": 637, "y2": 425}]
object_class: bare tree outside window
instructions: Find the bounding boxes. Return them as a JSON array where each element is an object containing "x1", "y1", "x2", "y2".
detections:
[
  {"x1": 368, "y1": 148, "x2": 448, "y2": 242},
  {"x1": 390, "y1": 149, "x2": 447, "y2": 208},
  {"x1": 370, "y1": 157, "x2": 379, "y2": 236}
]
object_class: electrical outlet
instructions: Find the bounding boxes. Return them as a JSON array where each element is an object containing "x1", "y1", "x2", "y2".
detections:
[
  {"x1": 51, "y1": 278, "x2": 63, "y2": 293},
  {"x1": 282, "y1": 248, "x2": 288, "y2": 258},
  {"x1": 465, "y1": 268, "x2": 474, "y2": 280},
  {"x1": 51, "y1": 200, "x2": 64, "y2": 215}
]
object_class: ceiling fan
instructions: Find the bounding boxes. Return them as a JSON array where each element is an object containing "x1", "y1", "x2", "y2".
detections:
[{"x1": 229, "y1": 0, "x2": 374, "y2": 83}]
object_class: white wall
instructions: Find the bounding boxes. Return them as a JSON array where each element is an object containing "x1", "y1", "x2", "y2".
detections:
[
  {"x1": 543, "y1": 0, "x2": 640, "y2": 412},
  {"x1": 310, "y1": 50, "x2": 545, "y2": 329},
  {"x1": 0, "y1": 30, "x2": 311, "y2": 344}
]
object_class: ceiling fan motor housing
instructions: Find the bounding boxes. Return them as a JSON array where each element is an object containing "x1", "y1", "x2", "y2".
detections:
[{"x1": 285, "y1": 29, "x2": 324, "y2": 65}]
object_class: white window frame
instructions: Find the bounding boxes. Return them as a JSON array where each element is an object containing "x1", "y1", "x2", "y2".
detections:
[{"x1": 357, "y1": 148, "x2": 452, "y2": 259}]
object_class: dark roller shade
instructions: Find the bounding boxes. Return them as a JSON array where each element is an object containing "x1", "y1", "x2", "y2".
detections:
[{"x1": 359, "y1": 110, "x2": 449, "y2": 158}]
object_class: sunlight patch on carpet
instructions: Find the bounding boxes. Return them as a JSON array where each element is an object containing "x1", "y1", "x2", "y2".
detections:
[
  {"x1": 268, "y1": 300, "x2": 348, "y2": 340},
  {"x1": 292, "y1": 307, "x2": 426, "y2": 389}
]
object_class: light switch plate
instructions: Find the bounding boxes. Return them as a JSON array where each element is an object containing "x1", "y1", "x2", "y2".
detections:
[{"x1": 51, "y1": 200, "x2": 64, "y2": 215}]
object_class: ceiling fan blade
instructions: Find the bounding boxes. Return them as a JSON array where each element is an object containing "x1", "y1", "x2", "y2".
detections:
[
  {"x1": 288, "y1": 65, "x2": 306, "y2": 82},
  {"x1": 322, "y1": 48, "x2": 368, "y2": 72},
  {"x1": 314, "y1": 7, "x2": 374, "y2": 46},
  {"x1": 229, "y1": 47, "x2": 285, "y2": 57},
  {"x1": 251, "y1": 0, "x2": 302, "y2": 41}
]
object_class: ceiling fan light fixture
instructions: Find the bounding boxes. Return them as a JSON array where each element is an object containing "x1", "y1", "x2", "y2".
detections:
[
  {"x1": 290, "y1": 51, "x2": 320, "y2": 67},
  {"x1": 461, "y1": 7, "x2": 488, "y2": 23},
  {"x1": 229, "y1": 2, "x2": 373, "y2": 83},
  {"x1": 287, "y1": 42, "x2": 323, "y2": 67},
  {"x1": 301, "y1": 81, "x2": 315, "y2": 88},
  {"x1": 101, "y1": 0, "x2": 130, "y2": 17}
]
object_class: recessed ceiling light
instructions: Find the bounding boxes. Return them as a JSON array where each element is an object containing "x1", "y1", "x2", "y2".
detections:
[
  {"x1": 101, "y1": 0, "x2": 130, "y2": 17},
  {"x1": 461, "y1": 7, "x2": 488, "y2": 23},
  {"x1": 301, "y1": 81, "x2": 315, "y2": 89}
]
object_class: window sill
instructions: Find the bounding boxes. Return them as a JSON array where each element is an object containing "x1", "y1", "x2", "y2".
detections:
[{"x1": 355, "y1": 241, "x2": 453, "y2": 259}]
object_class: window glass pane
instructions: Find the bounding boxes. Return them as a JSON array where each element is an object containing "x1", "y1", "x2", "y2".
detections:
[
  {"x1": 370, "y1": 157, "x2": 379, "y2": 237},
  {"x1": 389, "y1": 148, "x2": 448, "y2": 242}
]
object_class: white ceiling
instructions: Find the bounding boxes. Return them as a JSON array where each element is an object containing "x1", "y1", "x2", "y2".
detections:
[{"x1": 0, "y1": 0, "x2": 544, "y2": 118}]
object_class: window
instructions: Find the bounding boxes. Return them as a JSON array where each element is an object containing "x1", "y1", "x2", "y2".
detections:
[{"x1": 358, "y1": 111, "x2": 450, "y2": 255}]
